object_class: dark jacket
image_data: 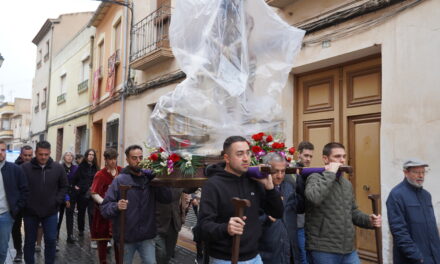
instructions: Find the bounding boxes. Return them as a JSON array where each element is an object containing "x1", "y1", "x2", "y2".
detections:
[
  {"x1": 21, "y1": 157, "x2": 68, "y2": 218},
  {"x1": 156, "y1": 188, "x2": 185, "y2": 235},
  {"x1": 198, "y1": 163, "x2": 284, "y2": 261},
  {"x1": 259, "y1": 180, "x2": 299, "y2": 264},
  {"x1": 305, "y1": 171, "x2": 372, "y2": 254},
  {"x1": 63, "y1": 163, "x2": 78, "y2": 201},
  {"x1": 386, "y1": 179, "x2": 440, "y2": 264},
  {"x1": 100, "y1": 167, "x2": 172, "y2": 243},
  {"x1": 14, "y1": 156, "x2": 25, "y2": 166},
  {"x1": 72, "y1": 162, "x2": 98, "y2": 194},
  {"x1": 1, "y1": 161, "x2": 29, "y2": 218}
]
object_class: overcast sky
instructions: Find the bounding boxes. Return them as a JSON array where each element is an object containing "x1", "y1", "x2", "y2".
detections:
[{"x1": 0, "y1": 0, "x2": 100, "y2": 102}]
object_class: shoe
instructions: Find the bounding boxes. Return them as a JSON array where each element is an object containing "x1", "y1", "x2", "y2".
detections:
[
  {"x1": 35, "y1": 245, "x2": 41, "y2": 252},
  {"x1": 56, "y1": 244, "x2": 60, "y2": 252},
  {"x1": 13, "y1": 252, "x2": 23, "y2": 262},
  {"x1": 91, "y1": 241, "x2": 98, "y2": 249},
  {"x1": 78, "y1": 231, "x2": 84, "y2": 237},
  {"x1": 107, "y1": 242, "x2": 112, "y2": 248},
  {"x1": 67, "y1": 235, "x2": 77, "y2": 244}
]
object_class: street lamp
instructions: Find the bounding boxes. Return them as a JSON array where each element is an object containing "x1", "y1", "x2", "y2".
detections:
[{"x1": 0, "y1": 53, "x2": 4, "y2": 68}]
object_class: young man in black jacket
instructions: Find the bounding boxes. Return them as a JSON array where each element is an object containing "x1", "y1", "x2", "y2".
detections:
[
  {"x1": 21, "y1": 141, "x2": 68, "y2": 264},
  {"x1": 199, "y1": 136, "x2": 284, "y2": 264}
]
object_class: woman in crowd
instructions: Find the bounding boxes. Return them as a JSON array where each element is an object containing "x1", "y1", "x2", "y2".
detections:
[
  {"x1": 91, "y1": 148, "x2": 121, "y2": 264},
  {"x1": 72, "y1": 149, "x2": 98, "y2": 248},
  {"x1": 61, "y1": 151, "x2": 79, "y2": 244}
]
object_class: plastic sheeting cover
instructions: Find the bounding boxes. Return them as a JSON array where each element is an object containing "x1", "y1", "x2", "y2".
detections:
[{"x1": 149, "y1": 0, "x2": 305, "y2": 155}]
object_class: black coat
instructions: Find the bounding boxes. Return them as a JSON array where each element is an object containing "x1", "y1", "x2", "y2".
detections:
[
  {"x1": 386, "y1": 179, "x2": 440, "y2": 264},
  {"x1": 198, "y1": 163, "x2": 284, "y2": 261},
  {"x1": 72, "y1": 162, "x2": 98, "y2": 194},
  {"x1": 21, "y1": 157, "x2": 68, "y2": 218},
  {"x1": 1, "y1": 161, "x2": 29, "y2": 218}
]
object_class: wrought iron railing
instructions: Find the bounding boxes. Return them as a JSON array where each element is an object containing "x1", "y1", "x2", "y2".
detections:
[
  {"x1": 130, "y1": 6, "x2": 171, "y2": 62},
  {"x1": 57, "y1": 93, "x2": 66, "y2": 104},
  {"x1": 78, "y1": 80, "x2": 89, "y2": 94}
]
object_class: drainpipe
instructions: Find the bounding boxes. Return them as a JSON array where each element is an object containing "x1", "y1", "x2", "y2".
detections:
[
  {"x1": 118, "y1": 0, "x2": 131, "y2": 165},
  {"x1": 45, "y1": 24, "x2": 55, "y2": 142},
  {"x1": 88, "y1": 35, "x2": 95, "y2": 152}
]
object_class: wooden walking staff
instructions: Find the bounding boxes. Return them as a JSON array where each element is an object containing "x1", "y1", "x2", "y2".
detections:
[
  {"x1": 368, "y1": 194, "x2": 383, "y2": 264},
  {"x1": 118, "y1": 185, "x2": 131, "y2": 264},
  {"x1": 231, "y1": 198, "x2": 251, "y2": 264}
]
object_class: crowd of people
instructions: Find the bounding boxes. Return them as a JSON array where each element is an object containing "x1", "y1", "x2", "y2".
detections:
[{"x1": 0, "y1": 136, "x2": 439, "y2": 264}]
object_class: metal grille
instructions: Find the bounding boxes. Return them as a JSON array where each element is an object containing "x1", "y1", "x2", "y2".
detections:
[{"x1": 130, "y1": 6, "x2": 171, "y2": 62}]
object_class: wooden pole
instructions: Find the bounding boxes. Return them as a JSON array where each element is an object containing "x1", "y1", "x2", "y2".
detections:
[
  {"x1": 231, "y1": 197, "x2": 251, "y2": 264},
  {"x1": 368, "y1": 194, "x2": 383, "y2": 264},
  {"x1": 118, "y1": 185, "x2": 131, "y2": 264}
]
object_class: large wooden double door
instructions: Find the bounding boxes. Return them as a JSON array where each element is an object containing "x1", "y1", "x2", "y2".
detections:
[{"x1": 295, "y1": 57, "x2": 382, "y2": 263}]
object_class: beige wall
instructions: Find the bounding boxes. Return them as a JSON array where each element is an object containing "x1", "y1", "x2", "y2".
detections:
[{"x1": 275, "y1": 0, "x2": 440, "y2": 262}]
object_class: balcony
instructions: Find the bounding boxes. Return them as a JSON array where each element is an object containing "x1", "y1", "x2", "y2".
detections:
[
  {"x1": 78, "y1": 80, "x2": 89, "y2": 94},
  {"x1": 36, "y1": 60, "x2": 42, "y2": 69},
  {"x1": 0, "y1": 130, "x2": 13, "y2": 139},
  {"x1": 41, "y1": 101, "x2": 46, "y2": 109},
  {"x1": 57, "y1": 93, "x2": 66, "y2": 104},
  {"x1": 34, "y1": 105, "x2": 39, "y2": 113},
  {"x1": 44, "y1": 53, "x2": 49, "y2": 62},
  {"x1": 266, "y1": 0, "x2": 298, "y2": 8},
  {"x1": 130, "y1": 6, "x2": 174, "y2": 70}
]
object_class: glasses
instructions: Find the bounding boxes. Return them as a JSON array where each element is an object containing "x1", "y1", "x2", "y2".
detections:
[{"x1": 408, "y1": 169, "x2": 430, "y2": 175}]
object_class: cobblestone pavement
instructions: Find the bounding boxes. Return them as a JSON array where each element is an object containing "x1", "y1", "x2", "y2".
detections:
[{"x1": 7, "y1": 208, "x2": 198, "y2": 264}]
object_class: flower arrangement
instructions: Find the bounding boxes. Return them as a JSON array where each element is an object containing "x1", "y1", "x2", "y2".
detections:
[
  {"x1": 249, "y1": 132, "x2": 297, "y2": 166},
  {"x1": 140, "y1": 146, "x2": 202, "y2": 176}
]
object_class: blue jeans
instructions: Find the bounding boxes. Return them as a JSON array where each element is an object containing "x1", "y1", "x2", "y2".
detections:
[
  {"x1": 0, "y1": 211, "x2": 14, "y2": 264},
  {"x1": 24, "y1": 213, "x2": 58, "y2": 264},
  {"x1": 297, "y1": 228, "x2": 308, "y2": 264},
  {"x1": 308, "y1": 250, "x2": 361, "y2": 264},
  {"x1": 124, "y1": 238, "x2": 156, "y2": 264},
  {"x1": 210, "y1": 254, "x2": 263, "y2": 264}
]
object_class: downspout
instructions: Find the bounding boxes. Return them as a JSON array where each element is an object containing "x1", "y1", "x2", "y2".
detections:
[
  {"x1": 118, "y1": 0, "x2": 131, "y2": 165},
  {"x1": 88, "y1": 34, "x2": 95, "y2": 152},
  {"x1": 45, "y1": 24, "x2": 55, "y2": 141}
]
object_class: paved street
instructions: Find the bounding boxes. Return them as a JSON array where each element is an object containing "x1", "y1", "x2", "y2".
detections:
[{"x1": 6, "y1": 208, "x2": 198, "y2": 264}]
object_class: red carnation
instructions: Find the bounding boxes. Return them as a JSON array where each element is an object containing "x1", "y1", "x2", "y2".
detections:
[
  {"x1": 149, "y1": 153, "x2": 159, "y2": 161},
  {"x1": 252, "y1": 145, "x2": 262, "y2": 153},
  {"x1": 272, "y1": 142, "x2": 280, "y2": 149},
  {"x1": 252, "y1": 132, "x2": 265, "y2": 141},
  {"x1": 169, "y1": 153, "x2": 181, "y2": 163},
  {"x1": 180, "y1": 139, "x2": 191, "y2": 148},
  {"x1": 286, "y1": 157, "x2": 292, "y2": 162},
  {"x1": 266, "y1": 135, "x2": 273, "y2": 142},
  {"x1": 159, "y1": 147, "x2": 165, "y2": 152},
  {"x1": 289, "y1": 147, "x2": 296, "y2": 154}
]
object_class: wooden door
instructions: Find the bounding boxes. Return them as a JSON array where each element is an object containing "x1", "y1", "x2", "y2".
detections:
[{"x1": 296, "y1": 56, "x2": 382, "y2": 262}]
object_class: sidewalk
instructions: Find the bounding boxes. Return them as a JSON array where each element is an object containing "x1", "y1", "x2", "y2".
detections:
[{"x1": 6, "y1": 209, "x2": 198, "y2": 264}]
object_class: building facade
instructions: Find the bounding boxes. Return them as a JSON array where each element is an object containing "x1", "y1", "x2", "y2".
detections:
[
  {"x1": 0, "y1": 98, "x2": 31, "y2": 150},
  {"x1": 30, "y1": 12, "x2": 94, "y2": 146},
  {"x1": 46, "y1": 26, "x2": 95, "y2": 161},
  {"x1": 88, "y1": 3, "x2": 129, "y2": 166}
]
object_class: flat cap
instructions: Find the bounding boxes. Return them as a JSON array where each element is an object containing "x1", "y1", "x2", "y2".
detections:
[{"x1": 403, "y1": 158, "x2": 429, "y2": 169}]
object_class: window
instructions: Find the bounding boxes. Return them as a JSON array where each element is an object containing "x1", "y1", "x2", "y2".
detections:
[
  {"x1": 41, "y1": 88, "x2": 47, "y2": 109},
  {"x1": 1, "y1": 117, "x2": 11, "y2": 130},
  {"x1": 81, "y1": 58, "x2": 90, "y2": 82},
  {"x1": 105, "y1": 119, "x2": 119, "y2": 151},
  {"x1": 114, "y1": 20, "x2": 122, "y2": 52},
  {"x1": 46, "y1": 41, "x2": 50, "y2": 55},
  {"x1": 60, "y1": 74, "x2": 66, "y2": 94},
  {"x1": 56, "y1": 128, "x2": 64, "y2": 162},
  {"x1": 38, "y1": 49, "x2": 42, "y2": 61},
  {"x1": 36, "y1": 92, "x2": 40, "y2": 106},
  {"x1": 98, "y1": 41, "x2": 104, "y2": 69}
]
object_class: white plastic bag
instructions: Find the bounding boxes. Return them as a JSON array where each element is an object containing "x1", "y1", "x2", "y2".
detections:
[{"x1": 149, "y1": 0, "x2": 305, "y2": 155}]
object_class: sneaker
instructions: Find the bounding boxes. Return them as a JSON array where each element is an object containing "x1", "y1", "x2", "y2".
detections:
[
  {"x1": 91, "y1": 241, "x2": 98, "y2": 249},
  {"x1": 13, "y1": 252, "x2": 23, "y2": 262},
  {"x1": 107, "y1": 242, "x2": 112, "y2": 248},
  {"x1": 35, "y1": 245, "x2": 41, "y2": 253}
]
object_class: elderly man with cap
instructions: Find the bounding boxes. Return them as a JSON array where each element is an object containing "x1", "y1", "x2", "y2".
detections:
[{"x1": 386, "y1": 159, "x2": 440, "y2": 264}]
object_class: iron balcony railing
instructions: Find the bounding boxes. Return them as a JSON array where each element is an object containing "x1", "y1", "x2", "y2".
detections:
[
  {"x1": 130, "y1": 6, "x2": 171, "y2": 62},
  {"x1": 78, "y1": 79, "x2": 89, "y2": 94},
  {"x1": 57, "y1": 93, "x2": 66, "y2": 104}
]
